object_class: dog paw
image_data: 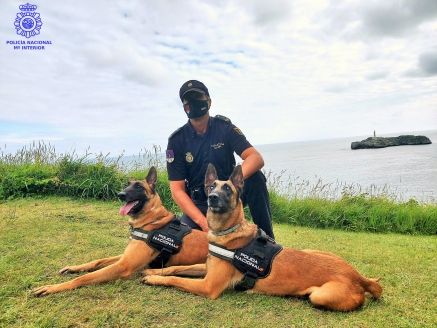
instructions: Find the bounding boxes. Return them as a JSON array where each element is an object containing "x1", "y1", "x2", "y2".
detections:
[
  {"x1": 32, "y1": 285, "x2": 58, "y2": 297},
  {"x1": 59, "y1": 266, "x2": 80, "y2": 275},
  {"x1": 141, "y1": 268, "x2": 162, "y2": 276},
  {"x1": 141, "y1": 275, "x2": 164, "y2": 285}
]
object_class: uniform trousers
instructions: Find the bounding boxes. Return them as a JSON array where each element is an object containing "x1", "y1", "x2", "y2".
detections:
[{"x1": 180, "y1": 170, "x2": 275, "y2": 239}]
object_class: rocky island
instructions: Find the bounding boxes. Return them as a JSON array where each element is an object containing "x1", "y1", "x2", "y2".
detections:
[{"x1": 351, "y1": 135, "x2": 432, "y2": 149}]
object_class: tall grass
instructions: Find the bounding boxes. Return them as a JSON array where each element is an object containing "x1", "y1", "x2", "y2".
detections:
[
  {"x1": 0, "y1": 141, "x2": 165, "y2": 201},
  {"x1": 0, "y1": 142, "x2": 121, "y2": 200},
  {"x1": 1, "y1": 141, "x2": 436, "y2": 235},
  {"x1": 265, "y1": 170, "x2": 437, "y2": 234},
  {"x1": 264, "y1": 169, "x2": 436, "y2": 204}
]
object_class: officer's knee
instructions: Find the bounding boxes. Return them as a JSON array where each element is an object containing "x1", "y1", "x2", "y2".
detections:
[{"x1": 244, "y1": 170, "x2": 267, "y2": 189}]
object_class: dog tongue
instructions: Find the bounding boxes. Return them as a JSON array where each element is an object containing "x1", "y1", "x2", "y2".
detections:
[{"x1": 120, "y1": 201, "x2": 137, "y2": 216}]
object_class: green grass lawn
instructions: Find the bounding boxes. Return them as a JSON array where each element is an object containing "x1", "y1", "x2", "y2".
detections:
[{"x1": 1, "y1": 197, "x2": 436, "y2": 327}]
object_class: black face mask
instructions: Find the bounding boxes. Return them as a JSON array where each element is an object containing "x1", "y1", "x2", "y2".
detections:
[{"x1": 183, "y1": 98, "x2": 209, "y2": 119}]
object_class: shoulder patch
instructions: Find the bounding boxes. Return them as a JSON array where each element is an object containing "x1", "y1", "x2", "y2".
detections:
[
  {"x1": 168, "y1": 127, "x2": 182, "y2": 140},
  {"x1": 233, "y1": 127, "x2": 245, "y2": 136},
  {"x1": 215, "y1": 115, "x2": 232, "y2": 123}
]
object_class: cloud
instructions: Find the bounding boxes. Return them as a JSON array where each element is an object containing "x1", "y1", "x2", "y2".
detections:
[
  {"x1": 324, "y1": 83, "x2": 350, "y2": 94},
  {"x1": 418, "y1": 51, "x2": 437, "y2": 76},
  {"x1": 323, "y1": 79, "x2": 364, "y2": 93},
  {"x1": 319, "y1": 0, "x2": 437, "y2": 40},
  {"x1": 365, "y1": 70, "x2": 390, "y2": 80},
  {"x1": 360, "y1": 0, "x2": 437, "y2": 38},
  {"x1": 403, "y1": 50, "x2": 437, "y2": 77},
  {"x1": 245, "y1": 0, "x2": 293, "y2": 26}
]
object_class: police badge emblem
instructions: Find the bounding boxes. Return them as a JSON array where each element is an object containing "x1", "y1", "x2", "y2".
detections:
[
  {"x1": 185, "y1": 152, "x2": 194, "y2": 163},
  {"x1": 14, "y1": 3, "x2": 43, "y2": 38},
  {"x1": 234, "y1": 127, "x2": 245, "y2": 136},
  {"x1": 166, "y1": 150, "x2": 174, "y2": 163}
]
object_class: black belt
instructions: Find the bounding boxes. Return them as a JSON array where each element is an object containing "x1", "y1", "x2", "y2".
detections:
[{"x1": 190, "y1": 188, "x2": 207, "y2": 201}]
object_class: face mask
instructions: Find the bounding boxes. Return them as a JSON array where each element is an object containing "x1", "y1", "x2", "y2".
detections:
[{"x1": 183, "y1": 98, "x2": 209, "y2": 119}]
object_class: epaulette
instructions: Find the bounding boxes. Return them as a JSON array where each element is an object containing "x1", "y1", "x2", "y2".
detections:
[
  {"x1": 215, "y1": 115, "x2": 232, "y2": 123},
  {"x1": 168, "y1": 127, "x2": 182, "y2": 140}
]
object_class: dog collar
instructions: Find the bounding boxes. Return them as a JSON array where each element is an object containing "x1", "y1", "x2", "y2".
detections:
[{"x1": 210, "y1": 224, "x2": 240, "y2": 236}]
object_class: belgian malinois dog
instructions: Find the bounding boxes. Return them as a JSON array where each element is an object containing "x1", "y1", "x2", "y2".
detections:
[
  {"x1": 143, "y1": 164, "x2": 382, "y2": 311},
  {"x1": 33, "y1": 167, "x2": 208, "y2": 296}
]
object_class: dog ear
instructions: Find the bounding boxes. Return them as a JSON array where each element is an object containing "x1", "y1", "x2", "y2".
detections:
[
  {"x1": 230, "y1": 165, "x2": 244, "y2": 192},
  {"x1": 145, "y1": 166, "x2": 157, "y2": 189},
  {"x1": 205, "y1": 163, "x2": 218, "y2": 188}
]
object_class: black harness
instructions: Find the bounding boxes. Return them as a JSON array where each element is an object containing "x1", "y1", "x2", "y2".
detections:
[
  {"x1": 130, "y1": 217, "x2": 192, "y2": 269},
  {"x1": 209, "y1": 229, "x2": 283, "y2": 291}
]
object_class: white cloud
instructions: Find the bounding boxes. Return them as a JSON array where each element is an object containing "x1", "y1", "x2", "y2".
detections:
[{"x1": 418, "y1": 51, "x2": 437, "y2": 75}]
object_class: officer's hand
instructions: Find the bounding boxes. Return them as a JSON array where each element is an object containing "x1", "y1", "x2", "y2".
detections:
[{"x1": 199, "y1": 216, "x2": 209, "y2": 232}]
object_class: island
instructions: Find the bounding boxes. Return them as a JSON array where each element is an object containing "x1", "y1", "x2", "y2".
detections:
[{"x1": 351, "y1": 135, "x2": 432, "y2": 149}]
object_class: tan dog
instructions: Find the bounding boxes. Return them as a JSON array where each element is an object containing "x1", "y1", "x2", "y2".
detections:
[
  {"x1": 143, "y1": 164, "x2": 382, "y2": 311},
  {"x1": 33, "y1": 167, "x2": 208, "y2": 296}
]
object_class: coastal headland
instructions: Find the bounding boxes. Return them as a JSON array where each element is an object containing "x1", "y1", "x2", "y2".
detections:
[{"x1": 351, "y1": 135, "x2": 432, "y2": 149}]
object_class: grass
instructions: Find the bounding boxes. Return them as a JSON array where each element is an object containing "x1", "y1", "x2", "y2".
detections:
[
  {"x1": 0, "y1": 142, "x2": 164, "y2": 201},
  {"x1": 269, "y1": 192, "x2": 437, "y2": 235},
  {"x1": 2, "y1": 141, "x2": 436, "y2": 235},
  {"x1": 1, "y1": 197, "x2": 436, "y2": 327}
]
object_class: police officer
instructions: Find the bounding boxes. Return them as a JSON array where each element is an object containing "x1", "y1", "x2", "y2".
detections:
[{"x1": 166, "y1": 80, "x2": 274, "y2": 238}]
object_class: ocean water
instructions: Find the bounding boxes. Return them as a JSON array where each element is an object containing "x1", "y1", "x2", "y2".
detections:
[{"x1": 255, "y1": 130, "x2": 437, "y2": 202}]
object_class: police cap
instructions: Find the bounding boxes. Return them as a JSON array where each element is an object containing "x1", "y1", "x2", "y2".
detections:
[{"x1": 179, "y1": 80, "x2": 210, "y2": 101}]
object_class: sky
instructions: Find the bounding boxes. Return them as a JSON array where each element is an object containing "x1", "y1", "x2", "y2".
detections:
[{"x1": 1, "y1": 0, "x2": 436, "y2": 157}]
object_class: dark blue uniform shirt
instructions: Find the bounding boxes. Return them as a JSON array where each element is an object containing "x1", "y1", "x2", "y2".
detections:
[{"x1": 166, "y1": 115, "x2": 252, "y2": 190}]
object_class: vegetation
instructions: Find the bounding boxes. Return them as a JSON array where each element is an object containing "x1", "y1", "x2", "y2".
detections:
[
  {"x1": 0, "y1": 142, "x2": 164, "y2": 201},
  {"x1": 1, "y1": 197, "x2": 436, "y2": 327},
  {"x1": 1, "y1": 141, "x2": 436, "y2": 235},
  {"x1": 0, "y1": 142, "x2": 436, "y2": 326}
]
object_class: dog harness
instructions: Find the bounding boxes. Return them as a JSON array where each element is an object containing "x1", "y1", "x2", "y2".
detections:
[
  {"x1": 130, "y1": 217, "x2": 192, "y2": 269},
  {"x1": 209, "y1": 229, "x2": 283, "y2": 291}
]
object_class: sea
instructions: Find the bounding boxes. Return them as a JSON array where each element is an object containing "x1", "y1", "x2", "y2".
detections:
[
  {"x1": 254, "y1": 130, "x2": 437, "y2": 203},
  {"x1": 122, "y1": 130, "x2": 436, "y2": 203}
]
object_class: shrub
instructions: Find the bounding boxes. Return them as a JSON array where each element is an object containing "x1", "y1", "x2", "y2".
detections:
[
  {"x1": 0, "y1": 163, "x2": 59, "y2": 199},
  {"x1": 56, "y1": 158, "x2": 126, "y2": 200}
]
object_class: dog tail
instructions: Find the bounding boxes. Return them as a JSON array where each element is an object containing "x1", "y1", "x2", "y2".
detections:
[{"x1": 363, "y1": 277, "x2": 382, "y2": 299}]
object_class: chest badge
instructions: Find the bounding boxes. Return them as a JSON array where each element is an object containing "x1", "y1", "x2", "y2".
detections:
[
  {"x1": 211, "y1": 143, "x2": 224, "y2": 149},
  {"x1": 185, "y1": 152, "x2": 194, "y2": 163}
]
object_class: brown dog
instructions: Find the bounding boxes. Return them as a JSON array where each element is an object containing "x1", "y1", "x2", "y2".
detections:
[
  {"x1": 33, "y1": 167, "x2": 208, "y2": 296},
  {"x1": 143, "y1": 164, "x2": 382, "y2": 311}
]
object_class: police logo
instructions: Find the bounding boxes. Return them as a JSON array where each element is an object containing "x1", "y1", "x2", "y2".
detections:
[
  {"x1": 185, "y1": 152, "x2": 194, "y2": 163},
  {"x1": 14, "y1": 3, "x2": 43, "y2": 38},
  {"x1": 188, "y1": 82, "x2": 192, "y2": 87},
  {"x1": 166, "y1": 150, "x2": 174, "y2": 163},
  {"x1": 211, "y1": 143, "x2": 224, "y2": 149}
]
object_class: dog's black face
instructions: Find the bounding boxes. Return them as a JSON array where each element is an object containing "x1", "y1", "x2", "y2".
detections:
[
  {"x1": 206, "y1": 181, "x2": 235, "y2": 213},
  {"x1": 118, "y1": 167, "x2": 157, "y2": 217},
  {"x1": 118, "y1": 181, "x2": 149, "y2": 216},
  {"x1": 204, "y1": 164, "x2": 244, "y2": 214}
]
